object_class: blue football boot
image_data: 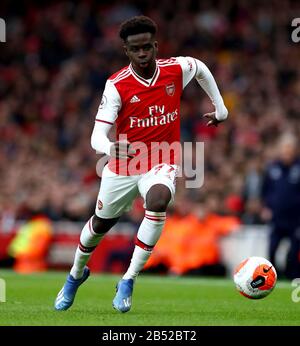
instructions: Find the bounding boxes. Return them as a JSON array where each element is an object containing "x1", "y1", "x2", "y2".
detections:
[
  {"x1": 112, "y1": 279, "x2": 134, "y2": 313},
  {"x1": 54, "y1": 267, "x2": 90, "y2": 311}
]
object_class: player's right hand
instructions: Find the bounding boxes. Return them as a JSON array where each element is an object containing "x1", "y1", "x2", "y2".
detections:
[{"x1": 110, "y1": 141, "x2": 136, "y2": 159}]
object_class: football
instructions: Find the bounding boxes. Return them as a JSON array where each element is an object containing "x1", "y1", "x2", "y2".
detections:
[{"x1": 233, "y1": 256, "x2": 277, "y2": 299}]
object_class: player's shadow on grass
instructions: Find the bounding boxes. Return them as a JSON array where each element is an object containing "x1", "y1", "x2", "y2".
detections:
[{"x1": 143, "y1": 263, "x2": 226, "y2": 277}]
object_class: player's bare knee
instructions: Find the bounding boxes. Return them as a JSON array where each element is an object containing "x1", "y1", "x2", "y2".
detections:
[
  {"x1": 92, "y1": 214, "x2": 119, "y2": 234},
  {"x1": 147, "y1": 200, "x2": 169, "y2": 212},
  {"x1": 146, "y1": 185, "x2": 171, "y2": 212}
]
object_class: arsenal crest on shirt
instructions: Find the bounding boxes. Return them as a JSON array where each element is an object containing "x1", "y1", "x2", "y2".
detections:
[{"x1": 165, "y1": 82, "x2": 175, "y2": 96}]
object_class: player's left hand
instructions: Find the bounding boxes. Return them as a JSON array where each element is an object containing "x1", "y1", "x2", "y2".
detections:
[
  {"x1": 203, "y1": 104, "x2": 228, "y2": 126},
  {"x1": 202, "y1": 112, "x2": 226, "y2": 127}
]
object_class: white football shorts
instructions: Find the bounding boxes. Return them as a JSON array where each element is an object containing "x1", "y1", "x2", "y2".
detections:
[{"x1": 95, "y1": 163, "x2": 178, "y2": 219}]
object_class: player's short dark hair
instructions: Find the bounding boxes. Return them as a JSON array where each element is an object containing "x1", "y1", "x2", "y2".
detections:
[{"x1": 119, "y1": 16, "x2": 157, "y2": 42}]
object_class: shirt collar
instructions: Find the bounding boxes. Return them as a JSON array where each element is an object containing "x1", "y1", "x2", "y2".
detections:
[{"x1": 129, "y1": 62, "x2": 160, "y2": 87}]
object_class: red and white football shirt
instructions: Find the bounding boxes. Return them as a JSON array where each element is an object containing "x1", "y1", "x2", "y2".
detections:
[{"x1": 95, "y1": 56, "x2": 197, "y2": 175}]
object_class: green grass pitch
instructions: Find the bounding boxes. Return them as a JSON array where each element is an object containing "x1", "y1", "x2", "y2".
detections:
[{"x1": 0, "y1": 270, "x2": 299, "y2": 326}]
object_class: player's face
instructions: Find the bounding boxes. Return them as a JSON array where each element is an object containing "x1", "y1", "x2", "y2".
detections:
[{"x1": 124, "y1": 32, "x2": 158, "y2": 76}]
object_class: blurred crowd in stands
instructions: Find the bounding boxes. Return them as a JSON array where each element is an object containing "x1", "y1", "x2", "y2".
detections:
[{"x1": 1, "y1": 0, "x2": 300, "y2": 228}]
